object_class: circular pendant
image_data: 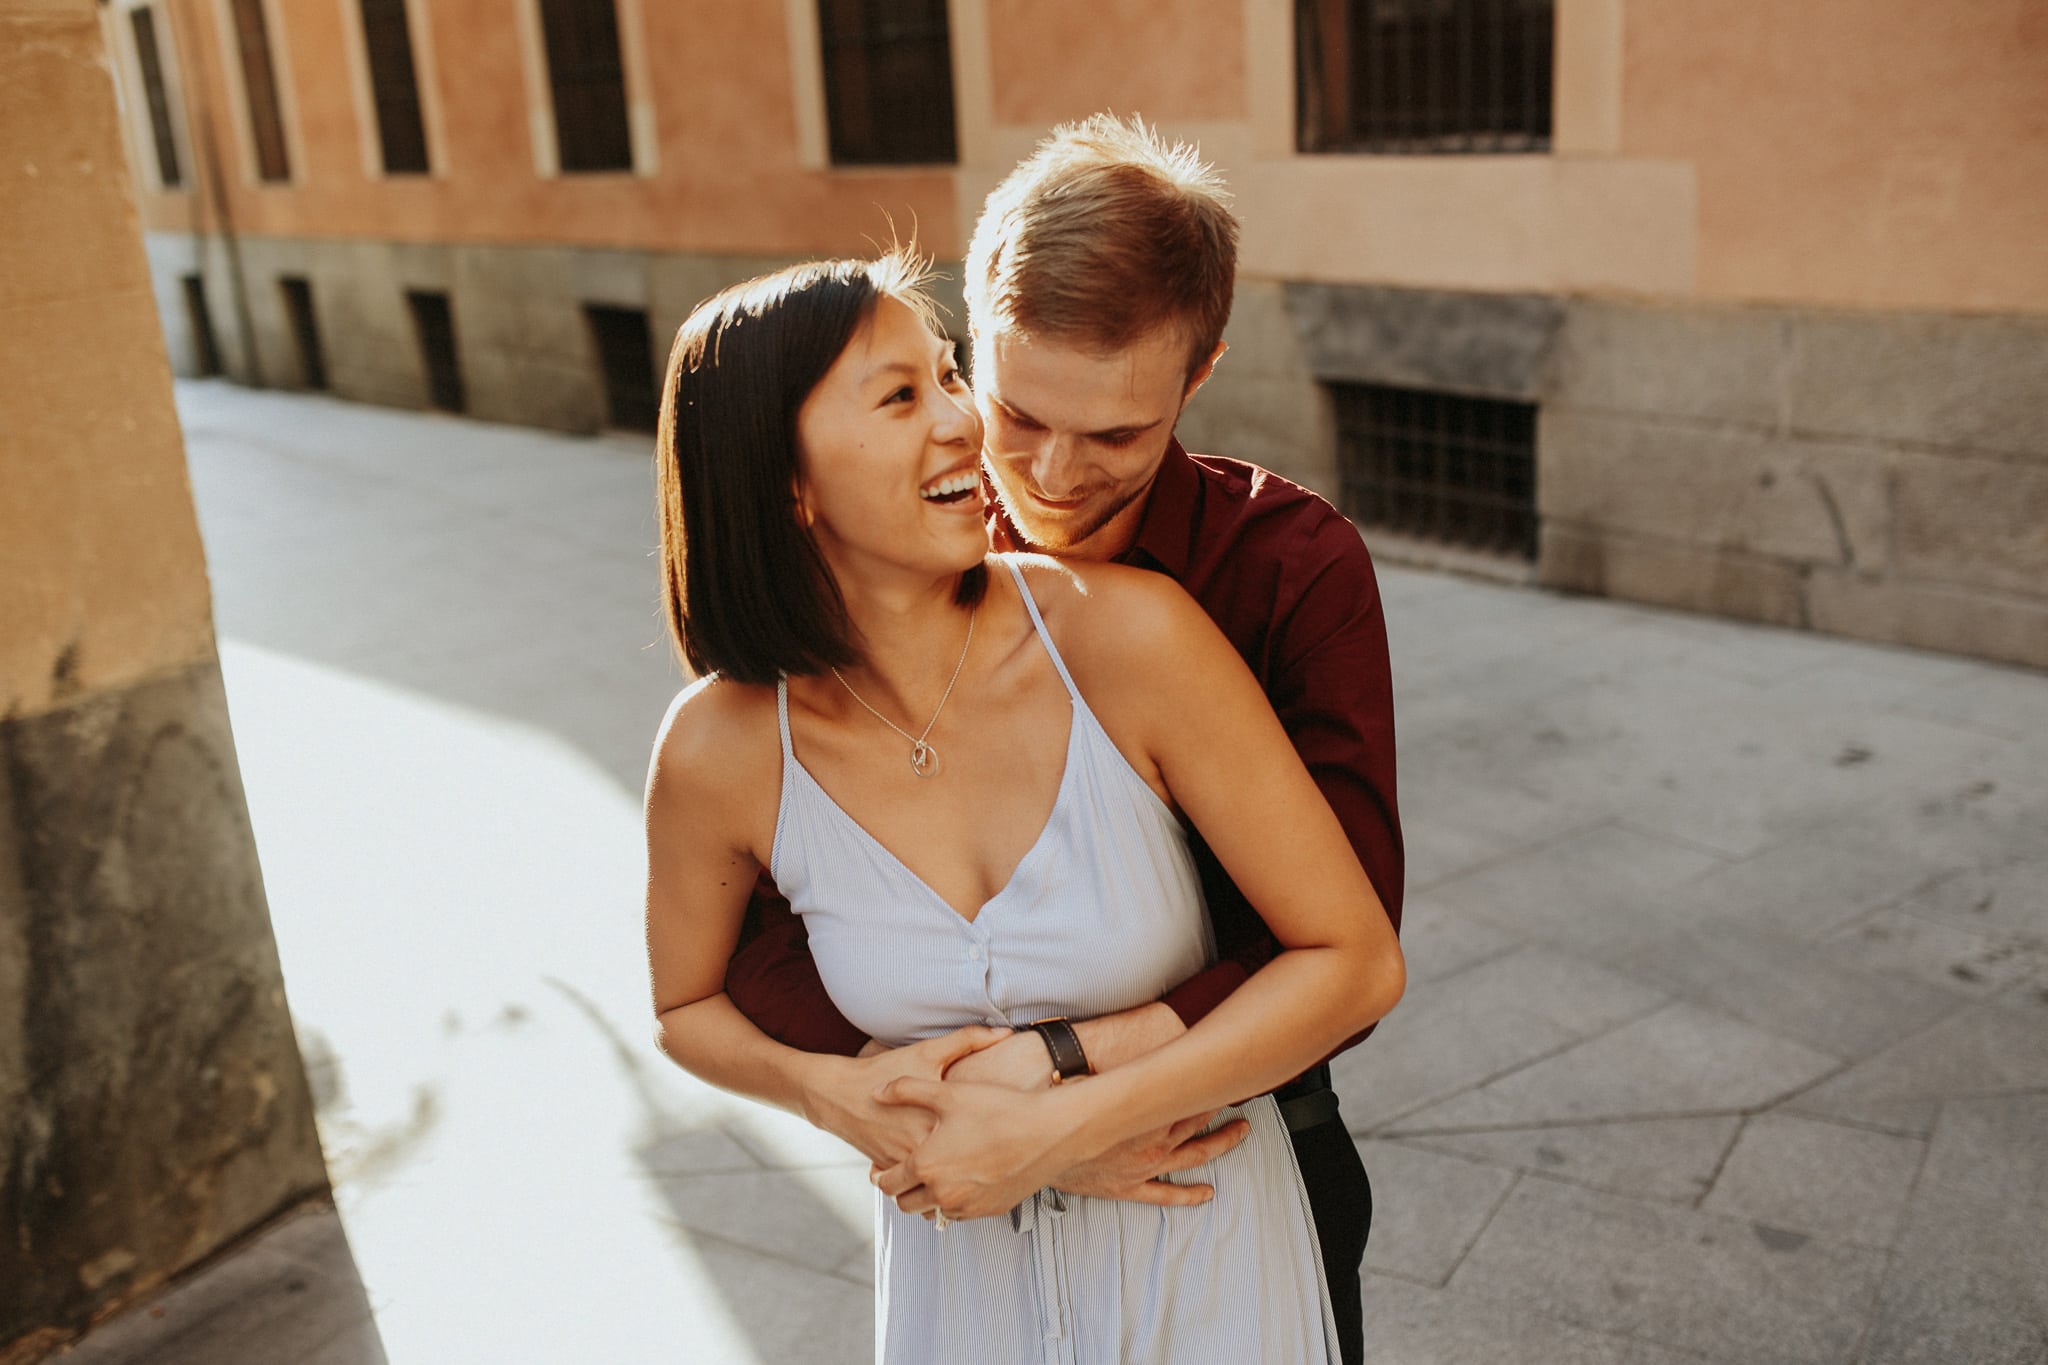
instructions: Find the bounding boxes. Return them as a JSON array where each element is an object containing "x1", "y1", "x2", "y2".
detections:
[{"x1": 910, "y1": 740, "x2": 940, "y2": 778}]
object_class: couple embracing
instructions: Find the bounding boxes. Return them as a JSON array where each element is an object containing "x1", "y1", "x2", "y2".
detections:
[{"x1": 645, "y1": 115, "x2": 1405, "y2": 1364}]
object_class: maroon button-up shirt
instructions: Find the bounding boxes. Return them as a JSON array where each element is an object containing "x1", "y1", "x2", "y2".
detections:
[{"x1": 723, "y1": 441, "x2": 1403, "y2": 1063}]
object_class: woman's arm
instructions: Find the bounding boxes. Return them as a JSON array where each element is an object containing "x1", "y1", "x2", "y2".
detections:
[
  {"x1": 873, "y1": 566, "x2": 1405, "y2": 1219},
  {"x1": 644, "y1": 680, "x2": 1005, "y2": 1165}
]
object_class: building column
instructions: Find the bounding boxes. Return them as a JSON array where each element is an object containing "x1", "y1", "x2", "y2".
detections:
[{"x1": 0, "y1": 0, "x2": 329, "y2": 1356}]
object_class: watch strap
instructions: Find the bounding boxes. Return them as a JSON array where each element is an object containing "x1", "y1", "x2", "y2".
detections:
[{"x1": 1026, "y1": 1016, "x2": 1091, "y2": 1083}]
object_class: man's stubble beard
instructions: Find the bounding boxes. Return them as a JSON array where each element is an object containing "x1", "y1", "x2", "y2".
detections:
[{"x1": 987, "y1": 470, "x2": 1153, "y2": 556}]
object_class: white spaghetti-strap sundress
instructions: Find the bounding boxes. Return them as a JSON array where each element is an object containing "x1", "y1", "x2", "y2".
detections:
[{"x1": 771, "y1": 556, "x2": 1339, "y2": 1365}]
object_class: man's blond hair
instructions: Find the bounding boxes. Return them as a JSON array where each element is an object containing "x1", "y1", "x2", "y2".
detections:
[{"x1": 965, "y1": 114, "x2": 1238, "y2": 377}]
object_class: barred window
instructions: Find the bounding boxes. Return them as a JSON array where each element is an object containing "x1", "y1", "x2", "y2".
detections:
[
  {"x1": 818, "y1": 0, "x2": 956, "y2": 166},
  {"x1": 280, "y1": 276, "x2": 327, "y2": 390},
  {"x1": 229, "y1": 0, "x2": 291, "y2": 181},
  {"x1": 360, "y1": 0, "x2": 429, "y2": 174},
  {"x1": 538, "y1": 0, "x2": 633, "y2": 173},
  {"x1": 1297, "y1": 0, "x2": 1553, "y2": 154},
  {"x1": 586, "y1": 304, "x2": 656, "y2": 431},
  {"x1": 408, "y1": 290, "x2": 464, "y2": 413},
  {"x1": 1333, "y1": 382, "x2": 1537, "y2": 559},
  {"x1": 182, "y1": 275, "x2": 221, "y2": 375},
  {"x1": 130, "y1": 7, "x2": 183, "y2": 188}
]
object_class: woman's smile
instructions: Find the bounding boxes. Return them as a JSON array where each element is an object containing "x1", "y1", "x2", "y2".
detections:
[{"x1": 919, "y1": 465, "x2": 983, "y2": 507}]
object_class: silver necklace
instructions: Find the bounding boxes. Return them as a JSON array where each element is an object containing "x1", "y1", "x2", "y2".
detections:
[{"x1": 831, "y1": 607, "x2": 977, "y2": 778}]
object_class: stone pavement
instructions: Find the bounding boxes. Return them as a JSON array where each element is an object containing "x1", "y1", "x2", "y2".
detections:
[{"x1": 56, "y1": 381, "x2": 2048, "y2": 1365}]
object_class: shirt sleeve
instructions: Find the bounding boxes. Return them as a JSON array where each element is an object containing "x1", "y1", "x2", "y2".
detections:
[
  {"x1": 724, "y1": 875, "x2": 871, "y2": 1057},
  {"x1": 1158, "y1": 516, "x2": 1404, "y2": 1056}
]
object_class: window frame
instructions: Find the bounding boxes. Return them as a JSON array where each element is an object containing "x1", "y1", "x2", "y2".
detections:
[
  {"x1": 1295, "y1": 0, "x2": 1556, "y2": 157},
  {"x1": 513, "y1": 0, "x2": 656, "y2": 178},
  {"x1": 814, "y1": 0, "x2": 959, "y2": 168}
]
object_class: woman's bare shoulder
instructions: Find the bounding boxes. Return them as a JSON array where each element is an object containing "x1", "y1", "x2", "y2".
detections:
[
  {"x1": 1002, "y1": 553, "x2": 1212, "y2": 660},
  {"x1": 646, "y1": 674, "x2": 780, "y2": 815}
]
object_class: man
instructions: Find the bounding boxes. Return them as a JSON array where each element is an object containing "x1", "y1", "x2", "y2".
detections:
[{"x1": 725, "y1": 115, "x2": 1402, "y2": 1363}]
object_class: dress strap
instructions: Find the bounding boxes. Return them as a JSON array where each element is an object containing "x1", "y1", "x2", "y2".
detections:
[
  {"x1": 1003, "y1": 558, "x2": 1082, "y2": 704},
  {"x1": 775, "y1": 676, "x2": 795, "y2": 762}
]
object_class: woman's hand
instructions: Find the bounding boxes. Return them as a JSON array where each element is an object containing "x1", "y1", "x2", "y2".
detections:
[
  {"x1": 800, "y1": 1027, "x2": 1011, "y2": 1168},
  {"x1": 938, "y1": 1030, "x2": 1251, "y2": 1206},
  {"x1": 868, "y1": 1077, "x2": 1091, "y2": 1222}
]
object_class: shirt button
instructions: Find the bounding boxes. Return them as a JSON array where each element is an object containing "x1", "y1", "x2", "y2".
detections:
[{"x1": 967, "y1": 944, "x2": 984, "y2": 961}]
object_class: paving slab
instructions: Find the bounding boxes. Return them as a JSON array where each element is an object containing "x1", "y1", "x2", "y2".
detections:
[
  {"x1": 1888, "y1": 663, "x2": 2048, "y2": 741},
  {"x1": 1450, "y1": 1177, "x2": 1889, "y2": 1365},
  {"x1": 1885, "y1": 856, "x2": 2048, "y2": 940},
  {"x1": 1822, "y1": 904, "x2": 2048, "y2": 998},
  {"x1": 1354, "y1": 1141, "x2": 1517, "y2": 1287},
  {"x1": 1469, "y1": 672, "x2": 2006, "y2": 861},
  {"x1": 1357, "y1": 1269, "x2": 1710, "y2": 1365},
  {"x1": 1807, "y1": 740, "x2": 2048, "y2": 896},
  {"x1": 58, "y1": 1205, "x2": 385, "y2": 1365},
  {"x1": 1332, "y1": 947, "x2": 1669, "y2": 1131},
  {"x1": 1396, "y1": 1003, "x2": 1841, "y2": 1131},
  {"x1": 1699, "y1": 1114, "x2": 1927, "y2": 1249},
  {"x1": 1664, "y1": 826, "x2": 1965, "y2": 944},
  {"x1": 1400, "y1": 1115, "x2": 1742, "y2": 1206},
  {"x1": 1859, "y1": 1093, "x2": 2048, "y2": 1365},
  {"x1": 1389, "y1": 893, "x2": 1521, "y2": 985},
  {"x1": 1760, "y1": 653, "x2": 1991, "y2": 712},
  {"x1": 1392, "y1": 764, "x2": 1602, "y2": 892},
  {"x1": 1422, "y1": 821, "x2": 1734, "y2": 959},
  {"x1": 1607, "y1": 915, "x2": 1966, "y2": 1062},
  {"x1": 1784, "y1": 996, "x2": 2048, "y2": 1138},
  {"x1": 649, "y1": 1168, "x2": 875, "y2": 1277},
  {"x1": 632, "y1": 1123, "x2": 774, "y2": 1180}
]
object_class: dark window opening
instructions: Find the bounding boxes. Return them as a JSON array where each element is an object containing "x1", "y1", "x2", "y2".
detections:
[
  {"x1": 360, "y1": 0, "x2": 429, "y2": 174},
  {"x1": 407, "y1": 289, "x2": 465, "y2": 413},
  {"x1": 280, "y1": 275, "x2": 327, "y2": 390},
  {"x1": 182, "y1": 275, "x2": 221, "y2": 375},
  {"x1": 586, "y1": 304, "x2": 655, "y2": 431},
  {"x1": 130, "y1": 7, "x2": 183, "y2": 188},
  {"x1": 537, "y1": 0, "x2": 633, "y2": 173},
  {"x1": 229, "y1": 0, "x2": 291, "y2": 181},
  {"x1": 1297, "y1": 0, "x2": 1553, "y2": 154},
  {"x1": 1333, "y1": 382, "x2": 1537, "y2": 559},
  {"x1": 818, "y1": 0, "x2": 956, "y2": 166}
]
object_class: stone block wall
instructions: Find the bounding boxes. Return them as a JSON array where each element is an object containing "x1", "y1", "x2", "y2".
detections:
[
  {"x1": 148, "y1": 234, "x2": 973, "y2": 437},
  {"x1": 1284, "y1": 283, "x2": 2048, "y2": 671},
  {"x1": 1175, "y1": 279, "x2": 1336, "y2": 497}
]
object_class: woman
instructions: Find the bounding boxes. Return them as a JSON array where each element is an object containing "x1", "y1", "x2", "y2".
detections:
[{"x1": 644, "y1": 252, "x2": 1403, "y2": 1363}]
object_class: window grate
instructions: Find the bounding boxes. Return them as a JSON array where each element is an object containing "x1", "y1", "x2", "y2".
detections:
[
  {"x1": 182, "y1": 275, "x2": 221, "y2": 375},
  {"x1": 407, "y1": 290, "x2": 464, "y2": 413},
  {"x1": 586, "y1": 304, "x2": 656, "y2": 431},
  {"x1": 130, "y1": 8, "x2": 183, "y2": 188},
  {"x1": 361, "y1": 0, "x2": 429, "y2": 174},
  {"x1": 229, "y1": 0, "x2": 291, "y2": 181},
  {"x1": 1333, "y1": 382, "x2": 1537, "y2": 559},
  {"x1": 538, "y1": 0, "x2": 633, "y2": 173},
  {"x1": 280, "y1": 276, "x2": 327, "y2": 390},
  {"x1": 1297, "y1": 0, "x2": 1553, "y2": 154},
  {"x1": 817, "y1": 0, "x2": 956, "y2": 165}
]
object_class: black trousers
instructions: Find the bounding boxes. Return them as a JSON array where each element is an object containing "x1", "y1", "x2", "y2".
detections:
[{"x1": 1287, "y1": 1110, "x2": 1372, "y2": 1365}]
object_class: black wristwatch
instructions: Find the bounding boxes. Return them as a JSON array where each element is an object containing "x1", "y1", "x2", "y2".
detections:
[{"x1": 1025, "y1": 1016, "x2": 1091, "y2": 1085}]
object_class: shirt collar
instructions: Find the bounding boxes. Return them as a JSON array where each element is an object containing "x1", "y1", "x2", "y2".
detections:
[{"x1": 1121, "y1": 438, "x2": 1199, "y2": 575}]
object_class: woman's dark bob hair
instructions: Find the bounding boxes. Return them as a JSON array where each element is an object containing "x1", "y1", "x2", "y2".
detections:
[{"x1": 656, "y1": 250, "x2": 988, "y2": 685}]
